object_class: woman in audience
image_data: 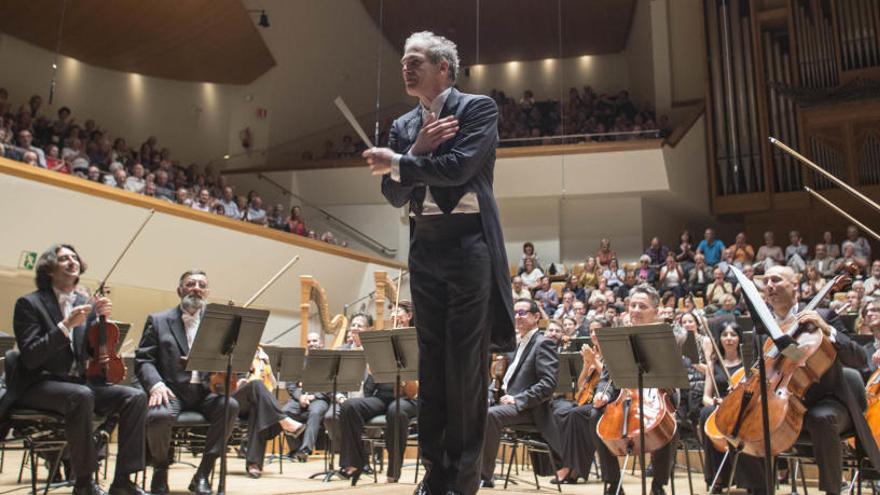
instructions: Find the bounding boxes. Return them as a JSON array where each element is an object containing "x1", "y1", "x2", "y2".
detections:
[
  {"x1": 520, "y1": 256, "x2": 543, "y2": 291},
  {"x1": 562, "y1": 316, "x2": 578, "y2": 341},
  {"x1": 659, "y1": 253, "x2": 685, "y2": 299},
  {"x1": 822, "y1": 230, "x2": 841, "y2": 259},
  {"x1": 705, "y1": 267, "x2": 734, "y2": 307},
  {"x1": 285, "y1": 205, "x2": 307, "y2": 236},
  {"x1": 578, "y1": 256, "x2": 600, "y2": 289},
  {"x1": 800, "y1": 264, "x2": 826, "y2": 301},
  {"x1": 596, "y1": 238, "x2": 616, "y2": 268},
  {"x1": 755, "y1": 230, "x2": 784, "y2": 273},
  {"x1": 602, "y1": 258, "x2": 624, "y2": 289},
  {"x1": 518, "y1": 242, "x2": 542, "y2": 273},
  {"x1": 675, "y1": 230, "x2": 696, "y2": 274},
  {"x1": 636, "y1": 255, "x2": 655, "y2": 284}
]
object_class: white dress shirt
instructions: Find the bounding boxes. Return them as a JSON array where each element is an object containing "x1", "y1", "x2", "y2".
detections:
[{"x1": 502, "y1": 328, "x2": 539, "y2": 393}]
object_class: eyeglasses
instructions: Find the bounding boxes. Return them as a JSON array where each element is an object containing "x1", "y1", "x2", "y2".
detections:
[{"x1": 514, "y1": 309, "x2": 535, "y2": 317}]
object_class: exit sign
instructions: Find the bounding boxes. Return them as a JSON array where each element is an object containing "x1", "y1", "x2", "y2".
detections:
[{"x1": 19, "y1": 251, "x2": 37, "y2": 270}]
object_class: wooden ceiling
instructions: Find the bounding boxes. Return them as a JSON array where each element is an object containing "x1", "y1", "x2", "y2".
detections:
[
  {"x1": 0, "y1": 0, "x2": 275, "y2": 84},
  {"x1": 361, "y1": 0, "x2": 637, "y2": 65}
]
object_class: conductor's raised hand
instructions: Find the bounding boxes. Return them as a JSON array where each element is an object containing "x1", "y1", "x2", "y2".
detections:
[
  {"x1": 410, "y1": 112, "x2": 459, "y2": 156},
  {"x1": 362, "y1": 147, "x2": 395, "y2": 176}
]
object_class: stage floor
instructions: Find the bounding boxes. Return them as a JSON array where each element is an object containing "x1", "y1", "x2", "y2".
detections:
[{"x1": 0, "y1": 447, "x2": 761, "y2": 495}]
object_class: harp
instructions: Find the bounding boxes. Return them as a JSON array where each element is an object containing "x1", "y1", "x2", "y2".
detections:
[
  {"x1": 299, "y1": 275, "x2": 348, "y2": 349},
  {"x1": 373, "y1": 271, "x2": 399, "y2": 330}
]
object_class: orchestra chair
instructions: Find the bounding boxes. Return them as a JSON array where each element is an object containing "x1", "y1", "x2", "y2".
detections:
[
  {"x1": 498, "y1": 425, "x2": 562, "y2": 492},
  {"x1": 776, "y1": 368, "x2": 876, "y2": 495},
  {"x1": 360, "y1": 414, "x2": 421, "y2": 483}
]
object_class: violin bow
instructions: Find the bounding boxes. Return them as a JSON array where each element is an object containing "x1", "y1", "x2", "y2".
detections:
[
  {"x1": 93, "y1": 209, "x2": 155, "y2": 299},
  {"x1": 242, "y1": 255, "x2": 302, "y2": 308}
]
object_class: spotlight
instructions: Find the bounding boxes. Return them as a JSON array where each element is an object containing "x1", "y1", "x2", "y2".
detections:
[{"x1": 258, "y1": 10, "x2": 270, "y2": 28}]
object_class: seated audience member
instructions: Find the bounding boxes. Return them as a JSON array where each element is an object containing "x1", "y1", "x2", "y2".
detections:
[
  {"x1": 675, "y1": 230, "x2": 696, "y2": 274},
  {"x1": 596, "y1": 238, "x2": 616, "y2": 268},
  {"x1": 520, "y1": 256, "x2": 543, "y2": 290},
  {"x1": 17, "y1": 129, "x2": 46, "y2": 167},
  {"x1": 860, "y1": 300, "x2": 880, "y2": 373},
  {"x1": 480, "y1": 298, "x2": 560, "y2": 488},
  {"x1": 659, "y1": 253, "x2": 685, "y2": 298},
  {"x1": 45, "y1": 144, "x2": 69, "y2": 173},
  {"x1": 190, "y1": 189, "x2": 212, "y2": 212},
  {"x1": 822, "y1": 230, "x2": 841, "y2": 259},
  {"x1": 153, "y1": 170, "x2": 175, "y2": 201},
  {"x1": 553, "y1": 290, "x2": 576, "y2": 319},
  {"x1": 840, "y1": 242, "x2": 869, "y2": 274},
  {"x1": 87, "y1": 165, "x2": 103, "y2": 183},
  {"x1": 809, "y1": 243, "x2": 839, "y2": 278},
  {"x1": 705, "y1": 267, "x2": 734, "y2": 306},
  {"x1": 285, "y1": 205, "x2": 307, "y2": 236},
  {"x1": 124, "y1": 163, "x2": 146, "y2": 193},
  {"x1": 688, "y1": 254, "x2": 711, "y2": 296},
  {"x1": 511, "y1": 276, "x2": 531, "y2": 300},
  {"x1": 755, "y1": 230, "x2": 784, "y2": 273},
  {"x1": 535, "y1": 276, "x2": 559, "y2": 316},
  {"x1": 586, "y1": 293, "x2": 608, "y2": 320},
  {"x1": 518, "y1": 242, "x2": 543, "y2": 273},
  {"x1": 865, "y1": 260, "x2": 880, "y2": 300},
  {"x1": 578, "y1": 257, "x2": 600, "y2": 289},
  {"x1": 246, "y1": 195, "x2": 268, "y2": 225},
  {"x1": 602, "y1": 258, "x2": 624, "y2": 289},
  {"x1": 635, "y1": 255, "x2": 656, "y2": 284},
  {"x1": 785, "y1": 230, "x2": 809, "y2": 273},
  {"x1": 696, "y1": 228, "x2": 724, "y2": 267},
  {"x1": 844, "y1": 224, "x2": 872, "y2": 261},
  {"x1": 175, "y1": 187, "x2": 192, "y2": 207},
  {"x1": 714, "y1": 293, "x2": 740, "y2": 316},
  {"x1": 218, "y1": 186, "x2": 240, "y2": 219},
  {"x1": 267, "y1": 204, "x2": 286, "y2": 230},
  {"x1": 615, "y1": 270, "x2": 639, "y2": 300},
  {"x1": 645, "y1": 237, "x2": 669, "y2": 267},
  {"x1": 801, "y1": 264, "x2": 827, "y2": 301},
  {"x1": 22, "y1": 150, "x2": 39, "y2": 167},
  {"x1": 564, "y1": 274, "x2": 587, "y2": 303},
  {"x1": 731, "y1": 232, "x2": 755, "y2": 266}
]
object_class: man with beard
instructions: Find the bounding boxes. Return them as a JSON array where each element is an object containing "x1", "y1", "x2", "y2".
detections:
[
  {"x1": 136, "y1": 270, "x2": 303, "y2": 493},
  {"x1": 1, "y1": 244, "x2": 148, "y2": 495}
]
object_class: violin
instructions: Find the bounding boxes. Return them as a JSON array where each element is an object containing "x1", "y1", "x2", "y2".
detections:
[
  {"x1": 85, "y1": 285, "x2": 126, "y2": 384},
  {"x1": 596, "y1": 386, "x2": 677, "y2": 456},
  {"x1": 575, "y1": 345, "x2": 601, "y2": 406},
  {"x1": 711, "y1": 271, "x2": 852, "y2": 457}
]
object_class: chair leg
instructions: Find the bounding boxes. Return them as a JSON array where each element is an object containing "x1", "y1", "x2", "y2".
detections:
[
  {"x1": 29, "y1": 444, "x2": 38, "y2": 495},
  {"x1": 504, "y1": 443, "x2": 517, "y2": 490},
  {"x1": 798, "y1": 460, "x2": 809, "y2": 495},
  {"x1": 531, "y1": 448, "x2": 541, "y2": 491},
  {"x1": 546, "y1": 446, "x2": 561, "y2": 493},
  {"x1": 498, "y1": 443, "x2": 506, "y2": 480},
  {"x1": 18, "y1": 441, "x2": 27, "y2": 484},
  {"x1": 684, "y1": 441, "x2": 695, "y2": 495},
  {"x1": 414, "y1": 446, "x2": 421, "y2": 484},
  {"x1": 790, "y1": 459, "x2": 799, "y2": 495}
]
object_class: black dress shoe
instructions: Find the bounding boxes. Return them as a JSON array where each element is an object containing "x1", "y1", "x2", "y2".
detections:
[
  {"x1": 413, "y1": 482, "x2": 431, "y2": 495},
  {"x1": 150, "y1": 469, "x2": 169, "y2": 495},
  {"x1": 73, "y1": 481, "x2": 108, "y2": 495},
  {"x1": 604, "y1": 482, "x2": 625, "y2": 495},
  {"x1": 109, "y1": 479, "x2": 148, "y2": 495},
  {"x1": 650, "y1": 484, "x2": 666, "y2": 495},
  {"x1": 479, "y1": 478, "x2": 495, "y2": 489},
  {"x1": 188, "y1": 474, "x2": 212, "y2": 495},
  {"x1": 293, "y1": 447, "x2": 311, "y2": 462}
]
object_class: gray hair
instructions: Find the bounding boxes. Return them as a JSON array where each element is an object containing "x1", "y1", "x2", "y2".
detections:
[
  {"x1": 629, "y1": 284, "x2": 660, "y2": 308},
  {"x1": 404, "y1": 31, "x2": 460, "y2": 83}
]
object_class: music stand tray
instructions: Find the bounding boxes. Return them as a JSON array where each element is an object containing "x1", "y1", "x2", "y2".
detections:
[{"x1": 359, "y1": 328, "x2": 418, "y2": 383}]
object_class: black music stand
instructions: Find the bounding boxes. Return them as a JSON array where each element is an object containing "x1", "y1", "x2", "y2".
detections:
[
  {"x1": 302, "y1": 349, "x2": 365, "y2": 482},
  {"x1": 555, "y1": 352, "x2": 584, "y2": 395},
  {"x1": 186, "y1": 303, "x2": 269, "y2": 495},
  {"x1": 261, "y1": 345, "x2": 306, "y2": 467},
  {"x1": 360, "y1": 328, "x2": 418, "y2": 484},
  {"x1": 594, "y1": 323, "x2": 689, "y2": 495}
]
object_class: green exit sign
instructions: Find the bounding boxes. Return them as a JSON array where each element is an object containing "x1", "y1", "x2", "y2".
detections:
[{"x1": 19, "y1": 251, "x2": 37, "y2": 270}]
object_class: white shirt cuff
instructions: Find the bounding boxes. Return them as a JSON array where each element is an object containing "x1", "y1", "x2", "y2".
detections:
[
  {"x1": 390, "y1": 155, "x2": 401, "y2": 182},
  {"x1": 56, "y1": 321, "x2": 72, "y2": 339}
]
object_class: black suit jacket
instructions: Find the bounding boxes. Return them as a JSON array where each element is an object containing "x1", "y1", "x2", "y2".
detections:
[
  {"x1": 491, "y1": 332, "x2": 560, "y2": 450},
  {"x1": 0, "y1": 289, "x2": 92, "y2": 419},
  {"x1": 380, "y1": 88, "x2": 514, "y2": 351},
  {"x1": 135, "y1": 306, "x2": 206, "y2": 398}
]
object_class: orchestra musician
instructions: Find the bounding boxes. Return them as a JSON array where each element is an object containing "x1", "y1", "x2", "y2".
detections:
[
  {"x1": 589, "y1": 285, "x2": 677, "y2": 495},
  {"x1": 735, "y1": 266, "x2": 880, "y2": 495},
  {"x1": 479, "y1": 298, "x2": 560, "y2": 488},
  {"x1": 335, "y1": 312, "x2": 419, "y2": 485},
  {"x1": 697, "y1": 321, "x2": 747, "y2": 492},
  {"x1": 860, "y1": 299, "x2": 880, "y2": 374},
  {"x1": 2, "y1": 244, "x2": 148, "y2": 495},
  {"x1": 284, "y1": 332, "x2": 329, "y2": 462},
  {"x1": 552, "y1": 317, "x2": 610, "y2": 484},
  {"x1": 135, "y1": 270, "x2": 301, "y2": 494}
]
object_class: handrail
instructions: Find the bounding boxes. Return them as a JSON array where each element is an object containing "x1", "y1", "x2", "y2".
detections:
[
  {"x1": 499, "y1": 128, "x2": 661, "y2": 144},
  {"x1": 254, "y1": 172, "x2": 397, "y2": 257}
]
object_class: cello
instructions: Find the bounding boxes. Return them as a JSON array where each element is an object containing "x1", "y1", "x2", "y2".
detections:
[
  {"x1": 711, "y1": 269, "x2": 852, "y2": 457},
  {"x1": 85, "y1": 210, "x2": 155, "y2": 384}
]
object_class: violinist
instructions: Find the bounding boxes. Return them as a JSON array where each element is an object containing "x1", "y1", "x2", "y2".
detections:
[
  {"x1": 754, "y1": 266, "x2": 879, "y2": 495},
  {"x1": 590, "y1": 285, "x2": 676, "y2": 495},
  {"x1": 552, "y1": 317, "x2": 610, "y2": 484},
  {"x1": 479, "y1": 298, "x2": 561, "y2": 488},
  {"x1": 3, "y1": 245, "x2": 148, "y2": 495},
  {"x1": 136, "y1": 270, "x2": 299, "y2": 494},
  {"x1": 335, "y1": 312, "x2": 418, "y2": 485},
  {"x1": 698, "y1": 322, "x2": 748, "y2": 493}
]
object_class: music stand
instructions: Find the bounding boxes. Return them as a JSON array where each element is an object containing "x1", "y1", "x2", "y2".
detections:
[
  {"x1": 360, "y1": 328, "x2": 418, "y2": 485},
  {"x1": 555, "y1": 352, "x2": 584, "y2": 395},
  {"x1": 260, "y1": 345, "x2": 306, "y2": 467},
  {"x1": 186, "y1": 303, "x2": 269, "y2": 495},
  {"x1": 594, "y1": 323, "x2": 689, "y2": 495},
  {"x1": 681, "y1": 331, "x2": 701, "y2": 365},
  {"x1": 301, "y1": 349, "x2": 365, "y2": 482}
]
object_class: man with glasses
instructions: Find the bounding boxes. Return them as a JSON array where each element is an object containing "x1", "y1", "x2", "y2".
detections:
[
  {"x1": 479, "y1": 299, "x2": 560, "y2": 488},
  {"x1": 17, "y1": 129, "x2": 46, "y2": 168}
]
